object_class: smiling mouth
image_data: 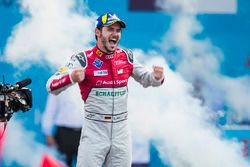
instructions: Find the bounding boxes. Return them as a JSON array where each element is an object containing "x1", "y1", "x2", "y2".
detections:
[
  {"x1": 109, "y1": 39, "x2": 117, "y2": 45},
  {"x1": 109, "y1": 38, "x2": 117, "y2": 45}
]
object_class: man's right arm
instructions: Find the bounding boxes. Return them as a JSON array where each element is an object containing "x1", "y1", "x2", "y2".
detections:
[{"x1": 46, "y1": 52, "x2": 87, "y2": 95}]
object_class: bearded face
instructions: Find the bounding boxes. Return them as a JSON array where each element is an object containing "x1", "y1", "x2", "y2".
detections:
[{"x1": 96, "y1": 23, "x2": 122, "y2": 54}]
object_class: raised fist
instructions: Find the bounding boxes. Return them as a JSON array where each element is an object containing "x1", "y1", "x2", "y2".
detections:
[
  {"x1": 153, "y1": 66, "x2": 164, "y2": 80},
  {"x1": 71, "y1": 68, "x2": 85, "y2": 83}
]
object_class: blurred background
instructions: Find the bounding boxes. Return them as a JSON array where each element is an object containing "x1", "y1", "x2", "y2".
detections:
[{"x1": 1, "y1": 0, "x2": 250, "y2": 166}]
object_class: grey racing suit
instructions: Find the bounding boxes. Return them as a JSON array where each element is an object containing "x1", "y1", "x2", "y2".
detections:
[{"x1": 46, "y1": 46, "x2": 164, "y2": 167}]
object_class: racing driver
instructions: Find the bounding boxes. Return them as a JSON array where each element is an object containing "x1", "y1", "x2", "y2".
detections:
[{"x1": 46, "y1": 13, "x2": 165, "y2": 167}]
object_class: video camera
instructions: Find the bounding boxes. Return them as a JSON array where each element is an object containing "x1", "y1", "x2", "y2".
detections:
[{"x1": 0, "y1": 77, "x2": 32, "y2": 122}]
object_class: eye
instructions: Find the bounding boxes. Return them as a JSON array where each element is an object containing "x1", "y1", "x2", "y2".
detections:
[{"x1": 107, "y1": 27, "x2": 114, "y2": 32}]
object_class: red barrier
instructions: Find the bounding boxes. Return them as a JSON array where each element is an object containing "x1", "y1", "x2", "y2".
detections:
[
  {"x1": 40, "y1": 154, "x2": 65, "y2": 167},
  {"x1": 0, "y1": 124, "x2": 7, "y2": 165}
]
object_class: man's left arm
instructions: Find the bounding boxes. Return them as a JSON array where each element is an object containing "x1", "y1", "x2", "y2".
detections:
[{"x1": 132, "y1": 60, "x2": 165, "y2": 88}]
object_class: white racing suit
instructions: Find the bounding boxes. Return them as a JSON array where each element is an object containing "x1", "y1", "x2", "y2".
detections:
[{"x1": 46, "y1": 46, "x2": 164, "y2": 167}]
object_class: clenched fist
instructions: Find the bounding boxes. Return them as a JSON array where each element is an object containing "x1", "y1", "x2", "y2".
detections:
[
  {"x1": 153, "y1": 66, "x2": 164, "y2": 80},
  {"x1": 71, "y1": 68, "x2": 85, "y2": 83}
]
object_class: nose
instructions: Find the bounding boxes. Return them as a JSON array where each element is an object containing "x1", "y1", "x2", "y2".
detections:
[
  {"x1": 112, "y1": 30, "x2": 119, "y2": 36},
  {"x1": 113, "y1": 31, "x2": 121, "y2": 39}
]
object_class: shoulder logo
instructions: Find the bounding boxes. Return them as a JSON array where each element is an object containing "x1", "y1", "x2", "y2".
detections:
[
  {"x1": 123, "y1": 49, "x2": 133, "y2": 64},
  {"x1": 75, "y1": 52, "x2": 87, "y2": 67}
]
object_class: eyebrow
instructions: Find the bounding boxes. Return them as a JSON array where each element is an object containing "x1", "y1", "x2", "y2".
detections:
[{"x1": 108, "y1": 26, "x2": 121, "y2": 31}]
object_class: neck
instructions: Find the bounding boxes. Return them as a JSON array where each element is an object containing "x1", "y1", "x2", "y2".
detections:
[{"x1": 96, "y1": 43, "x2": 114, "y2": 55}]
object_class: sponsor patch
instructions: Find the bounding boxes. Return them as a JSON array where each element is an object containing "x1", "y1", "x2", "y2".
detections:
[
  {"x1": 96, "y1": 80, "x2": 103, "y2": 86},
  {"x1": 103, "y1": 80, "x2": 113, "y2": 85},
  {"x1": 87, "y1": 52, "x2": 93, "y2": 57},
  {"x1": 51, "y1": 76, "x2": 68, "y2": 88},
  {"x1": 95, "y1": 90, "x2": 126, "y2": 97},
  {"x1": 93, "y1": 58, "x2": 103, "y2": 68},
  {"x1": 96, "y1": 49, "x2": 103, "y2": 57},
  {"x1": 115, "y1": 60, "x2": 126, "y2": 65},
  {"x1": 94, "y1": 70, "x2": 108, "y2": 76},
  {"x1": 57, "y1": 67, "x2": 68, "y2": 73},
  {"x1": 100, "y1": 79, "x2": 127, "y2": 85},
  {"x1": 105, "y1": 116, "x2": 112, "y2": 120},
  {"x1": 106, "y1": 55, "x2": 113, "y2": 59},
  {"x1": 117, "y1": 69, "x2": 123, "y2": 75}
]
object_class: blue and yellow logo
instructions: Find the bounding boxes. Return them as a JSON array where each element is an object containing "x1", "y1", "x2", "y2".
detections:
[
  {"x1": 57, "y1": 67, "x2": 68, "y2": 73},
  {"x1": 102, "y1": 14, "x2": 107, "y2": 24}
]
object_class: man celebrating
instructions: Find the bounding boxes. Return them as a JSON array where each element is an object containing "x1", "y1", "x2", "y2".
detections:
[{"x1": 46, "y1": 13, "x2": 164, "y2": 167}]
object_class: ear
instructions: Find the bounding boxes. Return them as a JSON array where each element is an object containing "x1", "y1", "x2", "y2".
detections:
[{"x1": 95, "y1": 28, "x2": 101, "y2": 38}]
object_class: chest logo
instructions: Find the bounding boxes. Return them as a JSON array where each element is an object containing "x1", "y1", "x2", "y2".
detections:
[
  {"x1": 115, "y1": 60, "x2": 126, "y2": 65},
  {"x1": 94, "y1": 70, "x2": 108, "y2": 76},
  {"x1": 96, "y1": 49, "x2": 103, "y2": 57},
  {"x1": 117, "y1": 69, "x2": 124, "y2": 75},
  {"x1": 93, "y1": 58, "x2": 103, "y2": 68},
  {"x1": 106, "y1": 55, "x2": 113, "y2": 59}
]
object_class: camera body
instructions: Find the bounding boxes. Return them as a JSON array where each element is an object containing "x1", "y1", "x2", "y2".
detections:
[{"x1": 0, "y1": 79, "x2": 32, "y2": 122}]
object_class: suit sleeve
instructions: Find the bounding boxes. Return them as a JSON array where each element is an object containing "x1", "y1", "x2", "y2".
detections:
[
  {"x1": 46, "y1": 52, "x2": 87, "y2": 95},
  {"x1": 123, "y1": 48, "x2": 164, "y2": 88},
  {"x1": 132, "y1": 59, "x2": 164, "y2": 88}
]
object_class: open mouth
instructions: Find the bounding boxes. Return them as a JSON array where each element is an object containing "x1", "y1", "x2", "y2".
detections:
[{"x1": 109, "y1": 38, "x2": 117, "y2": 45}]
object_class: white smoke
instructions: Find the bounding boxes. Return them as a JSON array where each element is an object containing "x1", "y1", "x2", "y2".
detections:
[
  {"x1": 128, "y1": 51, "x2": 250, "y2": 167},
  {"x1": 157, "y1": 14, "x2": 223, "y2": 81},
  {"x1": 2, "y1": 0, "x2": 92, "y2": 166},
  {"x1": 3, "y1": 0, "x2": 96, "y2": 69},
  {"x1": 2, "y1": 118, "x2": 63, "y2": 167},
  {"x1": 215, "y1": 76, "x2": 250, "y2": 122},
  {"x1": 145, "y1": 0, "x2": 250, "y2": 166},
  {"x1": 156, "y1": 0, "x2": 250, "y2": 123}
]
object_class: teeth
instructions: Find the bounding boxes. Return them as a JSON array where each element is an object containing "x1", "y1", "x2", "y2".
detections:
[{"x1": 110, "y1": 39, "x2": 116, "y2": 44}]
